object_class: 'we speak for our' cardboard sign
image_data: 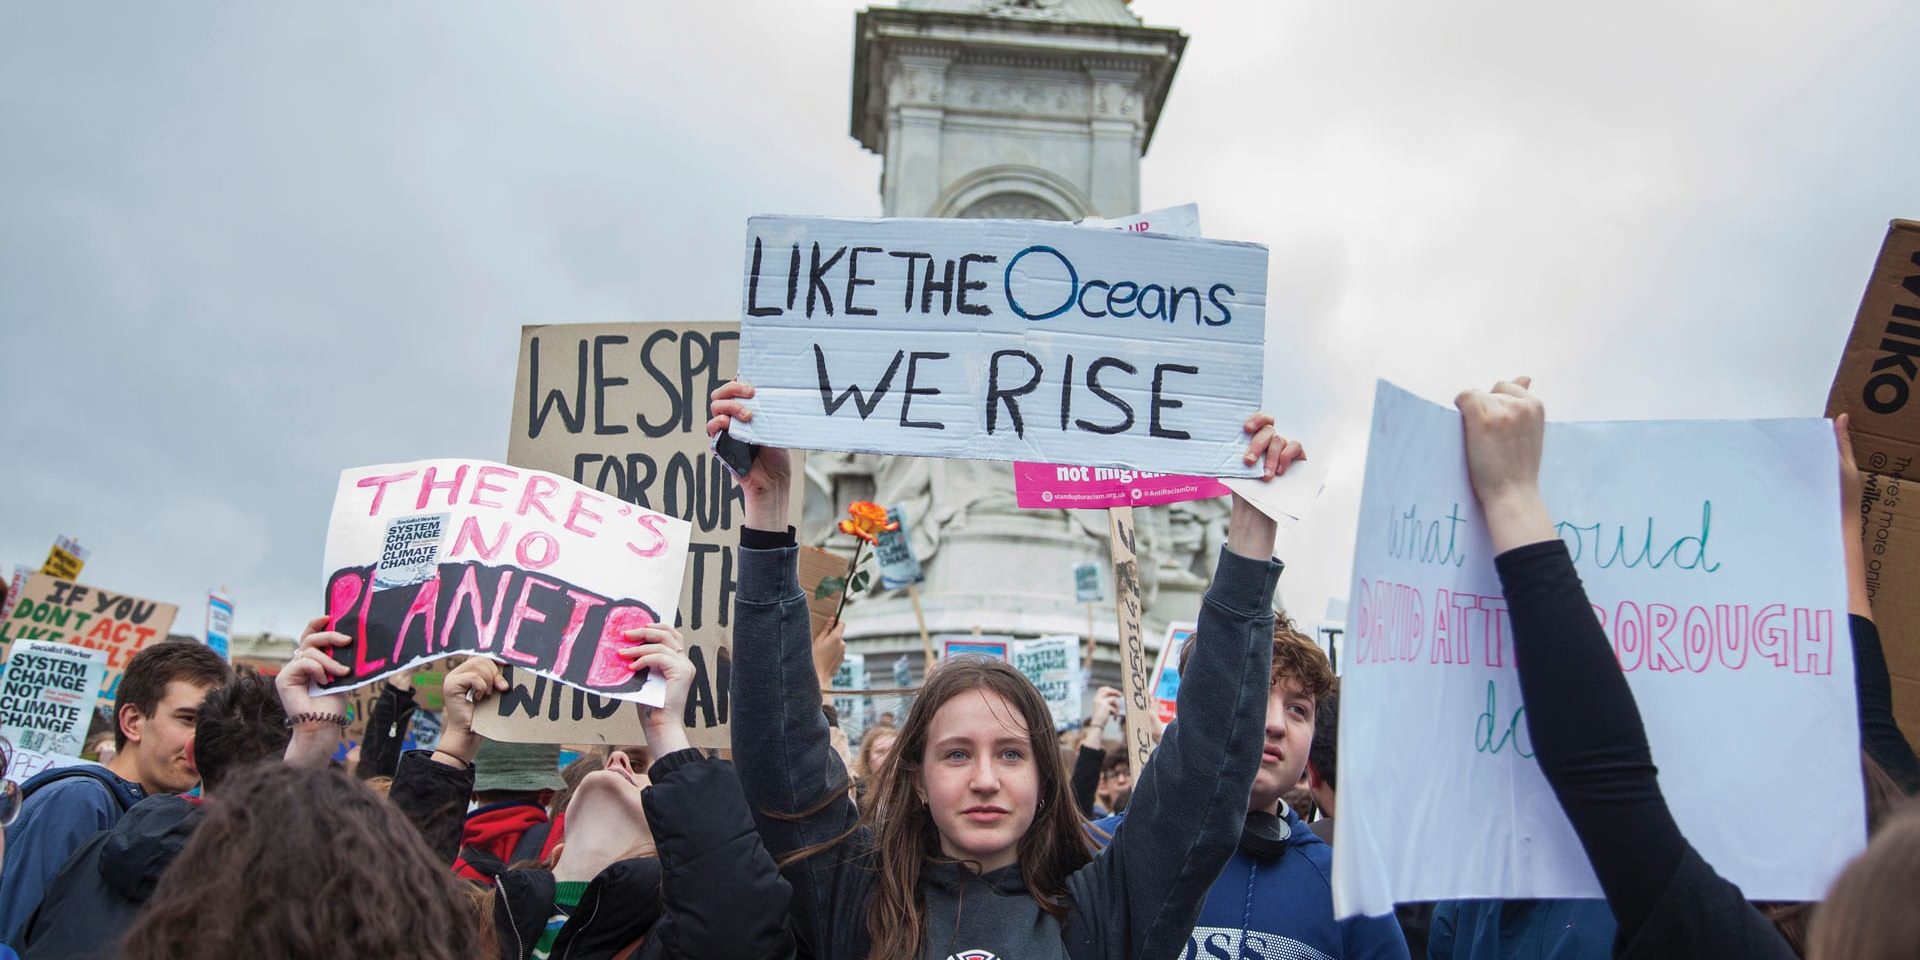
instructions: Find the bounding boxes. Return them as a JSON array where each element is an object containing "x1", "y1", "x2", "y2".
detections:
[
  {"x1": 319, "y1": 458, "x2": 692, "y2": 704},
  {"x1": 482, "y1": 322, "x2": 806, "y2": 748},
  {"x1": 731, "y1": 216, "x2": 1269, "y2": 476},
  {"x1": 1334, "y1": 381, "x2": 1862, "y2": 917}
]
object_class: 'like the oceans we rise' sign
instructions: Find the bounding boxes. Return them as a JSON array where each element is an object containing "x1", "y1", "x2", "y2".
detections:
[{"x1": 730, "y1": 216, "x2": 1269, "y2": 477}]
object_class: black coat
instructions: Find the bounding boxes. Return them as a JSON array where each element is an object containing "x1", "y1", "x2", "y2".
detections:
[
  {"x1": 389, "y1": 746, "x2": 794, "y2": 960},
  {"x1": 489, "y1": 749, "x2": 795, "y2": 960},
  {"x1": 19, "y1": 795, "x2": 202, "y2": 959}
]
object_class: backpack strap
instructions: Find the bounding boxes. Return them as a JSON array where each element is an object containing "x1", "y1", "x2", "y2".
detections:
[
  {"x1": 458, "y1": 845, "x2": 508, "y2": 881},
  {"x1": 20, "y1": 766, "x2": 138, "y2": 813},
  {"x1": 509, "y1": 821, "x2": 553, "y2": 866}
]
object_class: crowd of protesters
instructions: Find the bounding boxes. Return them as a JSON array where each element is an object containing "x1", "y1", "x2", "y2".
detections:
[{"x1": 0, "y1": 378, "x2": 1913, "y2": 959}]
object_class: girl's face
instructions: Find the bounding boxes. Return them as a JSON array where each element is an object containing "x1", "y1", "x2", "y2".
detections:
[
  {"x1": 916, "y1": 688, "x2": 1040, "y2": 872},
  {"x1": 867, "y1": 733, "x2": 897, "y2": 774}
]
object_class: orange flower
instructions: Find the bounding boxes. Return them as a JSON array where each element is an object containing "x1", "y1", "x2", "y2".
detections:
[{"x1": 837, "y1": 501, "x2": 899, "y2": 545}]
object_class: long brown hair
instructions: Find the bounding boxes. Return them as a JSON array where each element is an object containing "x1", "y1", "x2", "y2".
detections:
[
  {"x1": 780, "y1": 658, "x2": 1092, "y2": 959},
  {"x1": 859, "y1": 657, "x2": 1091, "y2": 960},
  {"x1": 122, "y1": 762, "x2": 487, "y2": 960}
]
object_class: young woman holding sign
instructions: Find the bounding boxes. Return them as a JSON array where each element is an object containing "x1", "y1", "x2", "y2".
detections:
[
  {"x1": 1451, "y1": 378, "x2": 1907, "y2": 960},
  {"x1": 708, "y1": 379, "x2": 1302, "y2": 960}
]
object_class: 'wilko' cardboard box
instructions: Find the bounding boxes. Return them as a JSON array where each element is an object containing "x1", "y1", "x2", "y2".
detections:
[{"x1": 1826, "y1": 219, "x2": 1920, "y2": 755}]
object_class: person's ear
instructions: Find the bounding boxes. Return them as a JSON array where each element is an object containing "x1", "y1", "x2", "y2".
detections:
[
  {"x1": 118, "y1": 703, "x2": 145, "y2": 748},
  {"x1": 1306, "y1": 762, "x2": 1327, "y2": 790}
]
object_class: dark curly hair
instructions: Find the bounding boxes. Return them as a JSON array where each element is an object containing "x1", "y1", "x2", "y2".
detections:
[
  {"x1": 192, "y1": 671, "x2": 290, "y2": 793},
  {"x1": 121, "y1": 763, "x2": 486, "y2": 960}
]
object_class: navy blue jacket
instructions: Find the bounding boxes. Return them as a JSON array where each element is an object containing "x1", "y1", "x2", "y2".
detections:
[{"x1": 1092, "y1": 806, "x2": 1408, "y2": 960}]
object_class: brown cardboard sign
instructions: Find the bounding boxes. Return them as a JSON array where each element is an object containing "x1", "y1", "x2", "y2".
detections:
[
  {"x1": 0, "y1": 574, "x2": 179, "y2": 705},
  {"x1": 798, "y1": 545, "x2": 853, "y2": 638},
  {"x1": 1826, "y1": 219, "x2": 1920, "y2": 754},
  {"x1": 486, "y1": 323, "x2": 803, "y2": 748}
]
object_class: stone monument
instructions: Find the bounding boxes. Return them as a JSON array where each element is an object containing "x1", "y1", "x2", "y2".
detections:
[{"x1": 819, "y1": 0, "x2": 1221, "y2": 698}]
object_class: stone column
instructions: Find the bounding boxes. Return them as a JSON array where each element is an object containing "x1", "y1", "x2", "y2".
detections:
[
  {"x1": 1084, "y1": 65, "x2": 1143, "y2": 218},
  {"x1": 882, "y1": 50, "x2": 952, "y2": 217}
]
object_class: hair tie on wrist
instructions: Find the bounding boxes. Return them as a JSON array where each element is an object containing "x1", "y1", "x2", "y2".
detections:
[{"x1": 285, "y1": 711, "x2": 349, "y2": 729}]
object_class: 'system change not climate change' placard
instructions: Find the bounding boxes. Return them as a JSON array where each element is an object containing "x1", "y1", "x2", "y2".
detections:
[
  {"x1": 320, "y1": 458, "x2": 692, "y2": 703},
  {"x1": 731, "y1": 216, "x2": 1269, "y2": 476}
]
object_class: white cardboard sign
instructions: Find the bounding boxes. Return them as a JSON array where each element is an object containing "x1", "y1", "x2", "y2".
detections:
[
  {"x1": 0, "y1": 640, "x2": 107, "y2": 758},
  {"x1": 1012, "y1": 635, "x2": 1083, "y2": 731},
  {"x1": 1334, "y1": 381, "x2": 1863, "y2": 916},
  {"x1": 733, "y1": 216, "x2": 1269, "y2": 476},
  {"x1": 319, "y1": 458, "x2": 693, "y2": 704}
]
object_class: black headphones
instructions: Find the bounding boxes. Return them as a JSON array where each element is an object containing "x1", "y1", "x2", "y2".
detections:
[{"x1": 1238, "y1": 809, "x2": 1292, "y2": 860}]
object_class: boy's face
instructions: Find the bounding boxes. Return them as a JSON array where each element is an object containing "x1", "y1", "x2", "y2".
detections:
[{"x1": 1248, "y1": 677, "x2": 1315, "y2": 814}]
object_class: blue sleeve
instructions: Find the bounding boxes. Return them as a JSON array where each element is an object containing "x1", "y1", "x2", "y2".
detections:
[
  {"x1": 1345, "y1": 911, "x2": 1413, "y2": 960},
  {"x1": 0, "y1": 780, "x2": 116, "y2": 943},
  {"x1": 1425, "y1": 902, "x2": 1457, "y2": 959}
]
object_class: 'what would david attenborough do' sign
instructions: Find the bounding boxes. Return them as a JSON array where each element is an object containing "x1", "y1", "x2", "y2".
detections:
[
  {"x1": 320, "y1": 459, "x2": 692, "y2": 703},
  {"x1": 732, "y1": 216, "x2": 1269, "y2": 477}
]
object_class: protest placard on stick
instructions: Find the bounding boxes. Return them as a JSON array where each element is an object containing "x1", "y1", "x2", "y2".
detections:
[
  {"x1": 205, "y1": 593, "x2": 233, "y2": 660},
  {"x1": 1334, "y1": 380, "x2": 1860, "y2": 916},
  {"x1": 1147, "y1": 622, "x2": 1193, "y2": 732},
  {"x1": 1826, "y1": 218, "x2": 1920, "y2": 752},
  {"x1": 939, "y1": 635, "x2": 1011, "y2": 662},
  {"x1": 0, "y1": 640, "x2": 107, "y2": 758},
  {"x1": 0, "y1": 574, "x2": 179, "y2": 704},
  {"x1": 1108, "y1": 507, "x2": 1154, "y2": 777},
  {"x1": 40, "y1": 536, "x2": 87, "y2": 582},
  {"x1": 1011, "y1": 635, "x2": 1081, "y2": 732},
  {"x1": 731, "y1": 216, "x2": 1268, "y2": 476},
  {"x1": 318, "y1": 457, "x2": 692, "y2": 704},
  {"x1": 490, "y1": 322, "x2": 803, "y2": 748}
]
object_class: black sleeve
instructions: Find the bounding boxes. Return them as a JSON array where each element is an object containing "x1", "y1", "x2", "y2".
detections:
[
  {"x1": 1495, "y1": 541, "x2": 1793, "y2": 959},
  {"x1": 641, "y1": 749, "x2": 796, "y2": 960},
  {"x1": 1064, "y1": 546, "x2": 1282, "y2": 960},
  {"x1": 1851, "y1": 614, "x2": 1920, "y2": 795},
  {"x1": 357, "y1": 681, "x2": 419, "y2": 781},
  {"x1": 730, "y1": 535, "x2": 875, "y2": 960},
  {"x1": 1072, "y1": 744, "x2": 1103, "y2": 817},
  {"x1": 387, "y1": 749, "x2": 476, "y2": 867}
]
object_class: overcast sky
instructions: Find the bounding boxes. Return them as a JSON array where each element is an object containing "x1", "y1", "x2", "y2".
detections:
[{"x1": 3, "y1": 1, "x2": 1916, "y2": 640}]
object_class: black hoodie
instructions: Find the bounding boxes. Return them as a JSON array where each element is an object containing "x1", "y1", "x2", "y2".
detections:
[
  {"x1": 732, "y1": 538, "x2": 1281, "y2": 960},
  {"x1": 19, "y1": 794, "x2": 203, "y2": 959}
]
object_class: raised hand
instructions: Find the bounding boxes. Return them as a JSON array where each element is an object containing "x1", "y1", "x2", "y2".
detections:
[
  {"x1": 435, "y1": 657, "x2": 506, "y2": 768},
  {"x1": 1083, "y1": 685, "x2": 1124, "y2": 750},
  {"x1": 1227, "y1": 411, "x2": 1304, "y2": 560},
  {"x1": 812, "y1": 618, "x2": 848, "y2": 693},
  {"x1": 1454, "y1": 377, "x2": 1555, "y2": 552},
  {"x1": 1241, "y1": 411, "x2": 1305, "y2": 481},
  {"x1": 279, "y1": 616, "x2": 353, "y2": 767},
  {"x1": 707, "y1": 379, "x2": 794, "y2": 531},
  {"x1": 619, "y1": 625, "x2": 697, "y2": 757}
]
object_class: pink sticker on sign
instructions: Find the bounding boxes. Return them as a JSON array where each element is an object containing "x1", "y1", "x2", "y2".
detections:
[{"x1": 1013, "y1": 462, "x2": 1230, "y2": 509}]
